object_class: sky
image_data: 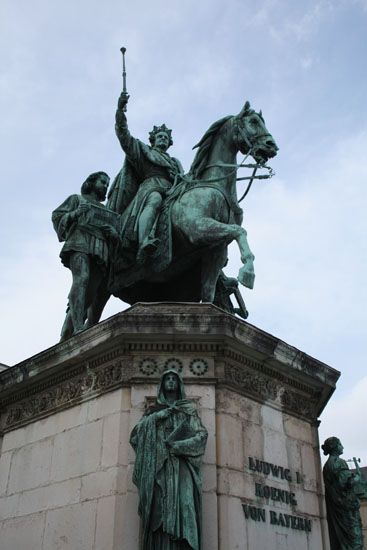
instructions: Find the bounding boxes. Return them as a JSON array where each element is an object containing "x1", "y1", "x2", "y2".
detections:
[{"x1": 1, "y1": 0, "x2": 366, "y2": 461}]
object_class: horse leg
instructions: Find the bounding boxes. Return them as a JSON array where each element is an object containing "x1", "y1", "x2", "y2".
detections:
[
  {"x1": 175, "y1": 213, "x2": 255, "y2": 289},
  {"x1": 201, "y1": 246, "x2": 227, "y2": 302},
  {"x1": 236, "y1": 229, "x2": 255, "y2": 289}
]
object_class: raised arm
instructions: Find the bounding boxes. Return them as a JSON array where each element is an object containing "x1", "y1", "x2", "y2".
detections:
[{"x1": 115, "y1": 92, "x2": 141, "y2": 162}]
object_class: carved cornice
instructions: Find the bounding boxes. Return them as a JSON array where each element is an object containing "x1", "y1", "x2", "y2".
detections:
[
  {"x1": 2, "y1": 358, "x2": 133, "y2": 432},
  {"x1": 222, "y1": 363, "x2": 318, "y2": 420},
  {"x1": 0, "y1": 304, "x2": 338, "y2": 430},
  {"x1": 222, "y1": 348, "x2": 321, "y2": 398}
]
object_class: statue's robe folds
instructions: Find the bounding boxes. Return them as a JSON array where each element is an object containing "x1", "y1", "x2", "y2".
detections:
[
  {"x1": 108, "y1": 111, "x2": 183, "y2": 266},
  {"x1": 52, "y1": 194, "x2": 109, "y2": 269},
  {"x1": 130, "y1": 372, "x2": 208, "y2": 550},
  {"x1": 323, "y1": 456, "x2": 363, "y2": 550}
]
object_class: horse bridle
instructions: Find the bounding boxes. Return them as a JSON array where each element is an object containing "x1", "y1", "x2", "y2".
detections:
[{"x1": 168, "y1": 114, "x2": 275, "y2": 210}]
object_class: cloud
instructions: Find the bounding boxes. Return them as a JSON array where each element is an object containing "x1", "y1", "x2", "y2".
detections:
[
  {"x1": 319, "y1": 376, "x2": 367, "y2": 463},
  {"x1": 225, "y1": 129, "x2": 367, "y2": 383},
  {"x1": 0, "y1": 231, "x2": 125, "y2": 366}
]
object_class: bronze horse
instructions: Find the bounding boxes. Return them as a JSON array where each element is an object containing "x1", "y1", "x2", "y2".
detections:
[{"x1": 108, "y1": 102, "x2": 278, "y2": 307}]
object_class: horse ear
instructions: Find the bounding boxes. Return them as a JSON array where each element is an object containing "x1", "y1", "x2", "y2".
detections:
[{"x1": 239, "y1": 101, "x2": 251, "y2": 117}]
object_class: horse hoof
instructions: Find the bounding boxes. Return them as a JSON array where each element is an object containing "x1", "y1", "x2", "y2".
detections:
[{"x1": 238, "y1": 267, "x2": 255, "y2": 289}]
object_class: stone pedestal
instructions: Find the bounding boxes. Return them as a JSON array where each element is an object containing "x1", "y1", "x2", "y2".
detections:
[{"x1": 0, "y1": 303, "x2": 339, "y2": 549}]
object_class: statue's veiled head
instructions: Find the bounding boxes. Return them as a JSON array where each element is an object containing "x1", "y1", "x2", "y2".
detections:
[
  {"x1": 157, "y1": 369, "x2": 186, "y2": 404},
  {"x1": 322, "y1": 437, "x2": 344, "y2": 457},
  {"x1": 149, "y1": 124, "x2": 173, "y2": 152}
]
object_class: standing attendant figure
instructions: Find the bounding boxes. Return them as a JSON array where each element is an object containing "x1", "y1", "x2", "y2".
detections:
[
  {"x1": 322, "y1": 437, "x2": 365, "y2": 550},
  {"x1": 130, "y1": 370, "x2": 208, "y2": 549},
  {"x1": 52, "y1": 171, "x2": 119, "y2": 340}
]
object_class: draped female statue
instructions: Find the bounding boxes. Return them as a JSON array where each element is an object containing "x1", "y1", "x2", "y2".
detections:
[
  {"x1": 130, "y1": 370, "x2": 208, "y2": 550},
  {"x1": 322, "y1": 437, "x2": 365, "y2": 550}
]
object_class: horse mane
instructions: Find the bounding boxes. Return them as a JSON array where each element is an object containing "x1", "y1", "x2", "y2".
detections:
[{"x1": 189, "y1": 115, "x2": 233, "y2": 178}]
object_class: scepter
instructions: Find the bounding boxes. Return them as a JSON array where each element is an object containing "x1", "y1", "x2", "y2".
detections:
[{"x1": 120, "y1": 46, "x2": 128, "y2": 111}]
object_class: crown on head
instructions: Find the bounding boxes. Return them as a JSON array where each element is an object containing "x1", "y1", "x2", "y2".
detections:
[{"x1": 149, "y1": 124, "x2": 173, "y2": 147}]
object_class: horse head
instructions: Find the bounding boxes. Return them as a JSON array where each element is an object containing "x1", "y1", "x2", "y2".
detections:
[{"x1": 234, "y1": 101, "x2": 278, "y2": 164}]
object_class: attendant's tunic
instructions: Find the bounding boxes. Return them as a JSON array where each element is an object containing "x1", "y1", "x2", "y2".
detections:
[{"x1": 52, "y1": 194, "x2": 109, "y2": 269}]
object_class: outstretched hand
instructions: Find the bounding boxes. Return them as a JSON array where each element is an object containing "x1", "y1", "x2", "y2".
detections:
[{"x1": 118, "y1": 92, "x2": 129, "y2": 110}]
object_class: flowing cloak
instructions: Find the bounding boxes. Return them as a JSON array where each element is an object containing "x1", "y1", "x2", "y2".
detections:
[
  {"x1": 130, "y1": 371, "x2": 208, "y2": 550},
  {"x1": 323, "y1": 456, "x2": 363, "y2": 550},
  {"x1": 107, "y1": 109, "x2": 184, "y2": 253},
  {"x1": 52, "y1": 194, "x2": 110, "y2": 269}
]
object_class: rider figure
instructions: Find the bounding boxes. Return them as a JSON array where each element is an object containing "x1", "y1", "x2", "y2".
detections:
[{"x1": 114, "y1": 92, "x2": 183, "y2": 263}]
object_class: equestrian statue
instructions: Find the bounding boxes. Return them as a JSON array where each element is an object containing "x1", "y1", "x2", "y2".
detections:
[{"x1": 53, "y1": 48, "x2": 278, "y2": 340}]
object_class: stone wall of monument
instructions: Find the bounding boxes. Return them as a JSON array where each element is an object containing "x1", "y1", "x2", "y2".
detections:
[
  {"x1": 0, "y1": 388, "x2": 131, "y2": 549},
  {"x1": 360, "y1": 499, "x2": 367, "y2": 545},
  {"x1": 215, "y1": 387, "x2": 330, "y2": 549},
  {"x1": 0, "y1": 383, "x2": 330, "y2": 549},
  {"x1": 0, "y1": 303, "x2": 339, "y2": 549}
]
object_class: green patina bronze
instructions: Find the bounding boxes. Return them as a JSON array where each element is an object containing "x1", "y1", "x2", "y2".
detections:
[
  {"x1": 106, "y1": 92, "x2": 278, "y2": 307},
  {"x1": 130, "y1": 370, "x2": 208, "y2": 550},
  {"x1": 52, "y1": 172, "x2": 120, "y2": 341},
  {"x1": 53, "y1": 51, "x2": 279, "y2": 338},
  {"x1": 322, "y1": 437, "x2": 367, "y2": 550}
]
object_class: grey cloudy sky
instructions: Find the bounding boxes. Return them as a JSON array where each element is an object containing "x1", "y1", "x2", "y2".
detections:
[{"x1": 1, "y1": 0, "x2": 367, "y2": 458}]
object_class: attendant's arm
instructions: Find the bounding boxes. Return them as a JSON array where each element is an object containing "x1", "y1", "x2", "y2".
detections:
[
  {"x1": 115, "y1": 93, "x2": 141, "y2": 161},
  {"x1": 52, "y1": 195, "x2": 83, "y2": 242},
  {"x1": 334, "y1": 458, "x2": 359, "y2": 489}
]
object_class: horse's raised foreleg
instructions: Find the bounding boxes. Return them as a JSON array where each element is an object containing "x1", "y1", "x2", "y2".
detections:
[
  {"x1": 175, "y1": 213, "x2": 255, "y2": 290},
  {"x1": 236, "y1": 229, "x2": 255, "y2": 289}
]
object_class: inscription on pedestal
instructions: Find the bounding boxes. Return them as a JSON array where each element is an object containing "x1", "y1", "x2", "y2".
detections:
[{"x1": 243, "y1": 456, "x2": 312, "y2": 533}]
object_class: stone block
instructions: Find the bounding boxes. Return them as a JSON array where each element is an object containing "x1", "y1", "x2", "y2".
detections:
[
  {"x1": 101, "y1": 411, "x2": 130, "y2": 468},
  {"x1": 261, "y1": 405, "x2": 284, "y2": 431},
  {"x1": 94, "y1": 495, "x2": 116, "y2": 550},
  {"x1": 51, "y1": 420, "x2": 103, "y2": 481},
  {"x1": 202, "y1": 463, "x2": 217, "y2": 493},
  {"x1": 116, "y1": 492, "x2": 140, "y2": 550},
  {"x1": 0, "y1": 451, "x2": 12, "y2": 495},
  {"x1": 131, "y1": 384, "x2": 156, "y2": 409},
  {"x1": 202, "y1": 492, "x2": 218, "y2": 550},
  {"x1": 243, "y1": 421, "x2": 264, "y2": 461},
  {"x1": 293, "y1": 487, "x2": 320, "y2": 515},
  {"x1": 1, "y1": 426, "x2": 27, "y2": 452},
  {"x1": 227, "y1": 468, "x2": 246, "y2": 498},
  {"x1": 2, "y1": 402, "x2": 89, "y2": 451},
  {"x1": 300, "y1": 443, "x2": 318, "y2": 492},
  {"x1": 43, "y1": 501, "x2": 97, "y2": 550},
  {"x1": 0, "y1": 513, "x2": 45, "y2": 550},
  {"x1": 186, "y1": 384, "x2": 215, "y2": 409},
  {"x1": 18, "y1": 478, "x2": 81, "y2": 516},
  {"x1": 201, "y1": 408, "x2": 216, "y2": 465},
  {"x1": 8, "y1": 438, "x2": 53, "y2": 493},
  {"x1": 216, "y1": 388, "x2": 262, "y2": 424},
  {"x1": 283, "y1": 414, "x2": 312, "y2": 443},
  {"x1": 285, "y1": 437, "x2": 302, "y2": 475},
  {"x1": 80, "y1": 467, "x2": 118, "y2": 500},
  {"x1": 0, "y1": 493, "x2": 19, "y2": 519},
  {"x1": 218, "y1": 494, "x2": 246, "y2": 549},
  {"x1": 217, "y1": 413, "x2": 243, "y2": 470},
  {"x1": 263, "y1": 427, "x2": 288, "y2": 466},
  {"x1": 87, "y1": 388, "x2": 130, "y2": 421}
]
